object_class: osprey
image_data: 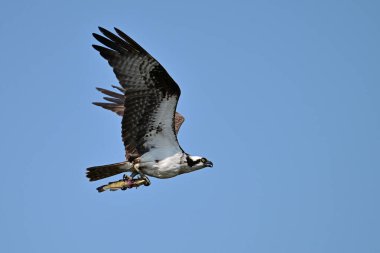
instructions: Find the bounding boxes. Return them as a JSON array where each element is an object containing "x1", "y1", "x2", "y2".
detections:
[{"x1": 86, "y1": 27, "x2": 213, "y2": 192}]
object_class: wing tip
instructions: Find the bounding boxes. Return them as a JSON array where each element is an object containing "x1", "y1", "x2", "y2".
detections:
[
  {"x1": 92, "y1": 44, "x2": 101, "y2": 51},
  {"x1": 114, "y1": 27, "x2": 122, "y2": 34},
  {"x1": 98, "y1": 26, "x2": 111, "y2": 36},
  {"x1": 92, "y1": 102, "x2": 111, "y2": 108}
]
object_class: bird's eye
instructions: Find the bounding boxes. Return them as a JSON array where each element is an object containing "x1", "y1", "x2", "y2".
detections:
[{"x1": 201, "y1": 158, "x2": 207, "y2": 163}]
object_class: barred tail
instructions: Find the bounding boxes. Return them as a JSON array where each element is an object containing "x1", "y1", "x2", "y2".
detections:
[{"x1": 86, "y1": 161, "x2": 131, "y2": 181}]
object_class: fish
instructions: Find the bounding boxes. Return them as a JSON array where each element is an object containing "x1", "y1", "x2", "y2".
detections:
[{"x1": 96, "y1": 178, "x2": 149, "y2": 192}]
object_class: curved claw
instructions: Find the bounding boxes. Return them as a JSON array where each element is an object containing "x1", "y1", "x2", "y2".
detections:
[
  {"x1": 142, "y1": 176, "x2": 151, "y2": 186},
  {"x1": 131, "y1": 162, "x2": 150, "y2": 186}
]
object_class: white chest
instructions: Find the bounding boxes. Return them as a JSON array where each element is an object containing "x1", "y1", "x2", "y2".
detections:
[{"x1": 140, "y1": 153, "x2": 189, "y2": 178}]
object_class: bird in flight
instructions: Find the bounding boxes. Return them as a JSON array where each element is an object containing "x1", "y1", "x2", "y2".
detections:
[{"x1": 86, "y1": 27, "x2": 213, "y2": 192}]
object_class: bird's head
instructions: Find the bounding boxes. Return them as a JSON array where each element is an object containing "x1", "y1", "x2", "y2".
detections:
[{"x1": 186, "y1": 155, "x2": 213, "y2": 170}]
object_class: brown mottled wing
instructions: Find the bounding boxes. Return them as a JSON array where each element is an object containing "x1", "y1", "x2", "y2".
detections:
[
  {"x1": 174, "y1": 112, "x2": 185, "y2": 133},
  {"x1": 93, "y1": 85, "x2": 185, "y2": 134},
  {"x1": 93, "y1": 27, "x2": 183, "y2": 161}
]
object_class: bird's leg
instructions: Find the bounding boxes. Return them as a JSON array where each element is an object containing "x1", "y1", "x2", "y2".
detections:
[
  {"x1": 131, "y1": 160, "x2": 151, "y2": 186},
  {"x1": 129, "y1": 171, "x2": 138, "y2": 179}
]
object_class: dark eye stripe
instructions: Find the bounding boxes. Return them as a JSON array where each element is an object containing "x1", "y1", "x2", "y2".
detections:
[{"x1": 186, "y1": 156, "x2": 197, "y2": 167}]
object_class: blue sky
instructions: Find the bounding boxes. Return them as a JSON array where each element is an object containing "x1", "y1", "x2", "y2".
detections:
[{"x1": 1, "y1": 0, "x2": 379, "y2": 252}]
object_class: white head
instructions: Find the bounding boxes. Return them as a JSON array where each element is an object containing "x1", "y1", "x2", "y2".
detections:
[{"x1": 186, "y1": 155, "x2": 213, "y2": 170}]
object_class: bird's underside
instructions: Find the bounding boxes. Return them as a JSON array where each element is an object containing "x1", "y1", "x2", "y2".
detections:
[{"x1": 87, "y1": 27, "x2": 213, "y2": 192}]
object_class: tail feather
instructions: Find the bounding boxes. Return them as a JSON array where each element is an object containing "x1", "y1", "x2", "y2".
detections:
[{"x1": 86, "y1": 161, "x2": 131, "y2": 181}]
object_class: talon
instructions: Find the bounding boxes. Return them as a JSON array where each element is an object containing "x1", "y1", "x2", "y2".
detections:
[
  {"x1": 131, "y1": 159, "x2": 150, "y2": 186},
  {"x1": 142, "y1": 176, "x2": 151, "y2": 186}
]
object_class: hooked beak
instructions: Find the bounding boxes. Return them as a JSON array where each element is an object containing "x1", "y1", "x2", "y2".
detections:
[{"x1": 205, "y1": 161, "x2": 213, "y2": 167}]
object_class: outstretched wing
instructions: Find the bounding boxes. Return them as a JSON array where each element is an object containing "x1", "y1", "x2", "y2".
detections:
[
  {"x1": 93, "y1": 85, "x2": 185, "y2": 134},
  {"x1": 93, "y1": 27, "x2": 183, "y2": 161}
]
